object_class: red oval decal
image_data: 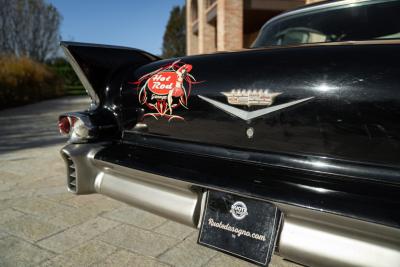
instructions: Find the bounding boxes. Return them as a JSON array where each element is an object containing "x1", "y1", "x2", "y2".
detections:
[{"x1": 147, "y1": 72, "x2": 177, "y2": 95}]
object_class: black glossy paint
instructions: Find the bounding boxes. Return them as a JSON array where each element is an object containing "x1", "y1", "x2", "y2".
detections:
[
  {"x1": 122, "y1": 43, "x2": 400, "y2": 167},
  {"x1": 64, "y1": 41, "x2": 400, "y2": 228}
]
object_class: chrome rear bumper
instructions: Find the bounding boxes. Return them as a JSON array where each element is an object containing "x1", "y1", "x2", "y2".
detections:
[
  {"x1": 93, "y1": 166, "x2": 201, "y2": 226},
  {"x1": 61, "y1": 144, "x2": 400, "y2": 267}
]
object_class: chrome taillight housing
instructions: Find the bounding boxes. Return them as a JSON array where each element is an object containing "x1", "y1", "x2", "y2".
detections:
[{"x1": 58, "y1": 114, "x2": 93, "y2": 143}]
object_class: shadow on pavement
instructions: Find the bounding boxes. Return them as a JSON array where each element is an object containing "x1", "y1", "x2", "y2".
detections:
[{"x1": 0, "y1": 96, "x2": 91, "y2": 154}]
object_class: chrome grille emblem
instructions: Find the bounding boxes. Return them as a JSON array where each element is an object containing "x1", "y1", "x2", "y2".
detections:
[
  {"x1": 222, "y1": 89, "x2": 281, "y2": 107},
  {"x1": 198, "y1": 94, "x2": 314, "y2": 121}
]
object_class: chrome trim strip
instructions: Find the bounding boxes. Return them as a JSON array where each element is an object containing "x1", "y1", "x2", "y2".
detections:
[
  {"x1": 61, "y1": 45, "x2": 100, "y2": 108},
  {"x1": 198, "y1": 95, "x2": 314, "y2": 121}
]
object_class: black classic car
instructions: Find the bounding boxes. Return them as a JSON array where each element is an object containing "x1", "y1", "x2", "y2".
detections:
[{"x1": 58, "y1": 0, "x2": 400, "y2": 266}]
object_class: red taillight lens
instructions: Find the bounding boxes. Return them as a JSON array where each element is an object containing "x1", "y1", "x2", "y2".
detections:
[
  {"x1": 58, "y1": 117, "x2": 71, "y2": 135},
  {"x1": 58, "y1": 116, "x2": 89, "y2": 141}
]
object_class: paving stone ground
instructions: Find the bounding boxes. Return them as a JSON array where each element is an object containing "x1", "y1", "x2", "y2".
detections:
[{"x1": 0, "y1": 97, "x2": 302, "y2": 267}]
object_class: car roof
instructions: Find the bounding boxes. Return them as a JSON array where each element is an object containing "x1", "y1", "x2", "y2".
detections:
[{"x1": 260, "y1": 0, "x2": 385, "y2": 31}]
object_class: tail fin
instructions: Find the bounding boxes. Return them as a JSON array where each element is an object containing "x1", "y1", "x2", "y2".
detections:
[{"x1": 61, "y1": 41, "x2": 160, "y2": 107}]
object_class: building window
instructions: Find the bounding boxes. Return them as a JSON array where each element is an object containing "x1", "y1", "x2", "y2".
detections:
[
  {"x1": 206, "y1": 0, "x2": 217, "y2": 8},
  {"x1": 191, "y1": 0, "x2": 198, "y2": 22}
]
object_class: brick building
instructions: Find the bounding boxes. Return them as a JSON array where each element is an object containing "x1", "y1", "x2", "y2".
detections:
[{"x1": 186, "y1": 0, "x2": 323, "y2": 55}]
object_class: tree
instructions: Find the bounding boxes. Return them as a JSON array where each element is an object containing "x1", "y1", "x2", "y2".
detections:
[
  {"x1": 162, "y1": 6, "x2": 186, "y2": 58},
  {"x1": 0, "y1": 0, "x2": 62, "y2": 62}
]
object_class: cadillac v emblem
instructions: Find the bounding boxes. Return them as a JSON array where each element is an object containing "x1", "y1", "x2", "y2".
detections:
[
  {"x1": 230, "y1": 201, "x2": 248, "y2": 220},
  {"x1": 222, "y1": 89, "x2": 281, "y2": 107},
  {"x1": 198, "y1": 91, "x2": 314, "y2": 121}
]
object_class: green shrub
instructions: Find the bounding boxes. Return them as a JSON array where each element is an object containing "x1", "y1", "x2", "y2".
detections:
[
  {"x1": 0, "y1": 56, "x2": 64, "y2": 108},
  {"x1": 48, "y1": 58, "x2": 86, "y2": 96}
]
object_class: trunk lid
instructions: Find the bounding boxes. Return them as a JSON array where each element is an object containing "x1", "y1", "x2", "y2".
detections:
[{"x1": 121, "y1": 43, "x2": 400, "y2": 166}]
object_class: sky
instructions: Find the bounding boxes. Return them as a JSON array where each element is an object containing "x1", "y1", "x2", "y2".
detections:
[{"x1": 47, "y1": 0, "x2": 184, "y2": 55}]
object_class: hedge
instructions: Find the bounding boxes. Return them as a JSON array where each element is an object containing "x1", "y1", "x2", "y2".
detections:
[
  {"x1": 0, "y1": 56, "x2": 64, "y2": 109},
  {"x1": 49, "y1": 58, "x2": 85, "y2": 96}
]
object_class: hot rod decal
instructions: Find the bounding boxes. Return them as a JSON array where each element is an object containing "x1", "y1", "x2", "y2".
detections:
[{"x1": 134, "y1": 60, "x2": 201, "y2": 121}]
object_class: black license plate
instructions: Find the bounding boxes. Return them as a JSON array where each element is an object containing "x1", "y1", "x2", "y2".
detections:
[{"x1": 198, "y1": 191, "x2": 281, "y2": 266}]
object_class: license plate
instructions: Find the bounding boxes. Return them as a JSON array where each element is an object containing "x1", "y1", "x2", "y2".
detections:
[{"x1": 198, "y1": 191, "x2": 282, "y2": 266}]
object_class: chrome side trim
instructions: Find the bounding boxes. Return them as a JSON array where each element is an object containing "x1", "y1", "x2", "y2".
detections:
[{"x1": 61, "y1": 45, "x2": 100, "y2": 108}]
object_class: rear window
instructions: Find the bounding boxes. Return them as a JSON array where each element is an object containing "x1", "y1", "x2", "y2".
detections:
[{"x1": 252, "y1": 0, "x2": 400, "y2": 48}]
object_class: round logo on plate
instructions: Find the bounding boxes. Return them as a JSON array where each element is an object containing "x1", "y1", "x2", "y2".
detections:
[{"x1": 230, "y1": 201, "x2": 248, "y2": 220}]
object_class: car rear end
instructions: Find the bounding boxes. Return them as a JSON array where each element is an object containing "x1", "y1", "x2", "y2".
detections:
[{"x1": 58, "y1": 39, "x2": 400, "y2": 267}]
